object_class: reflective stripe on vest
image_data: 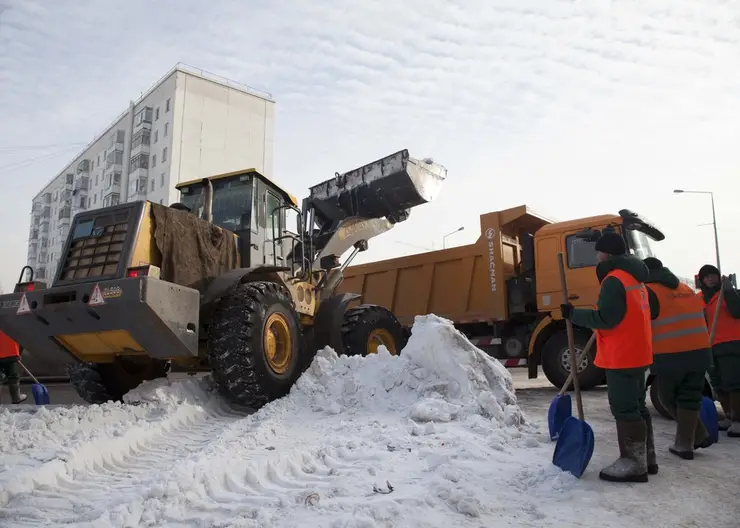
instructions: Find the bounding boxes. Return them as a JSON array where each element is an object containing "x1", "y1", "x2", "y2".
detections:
[
  {"x1": 704, "y1": 291, "x2": 740, "y2": 345},
  {"x1": 649, "y1": 282, "x2": 710, "y2": 354},
  {"x1": 594, "y1": 269, "x2": 653, "y2": 370},
  {"x1": 0, "y1": 330, "x2": 20, "y2": 360}
]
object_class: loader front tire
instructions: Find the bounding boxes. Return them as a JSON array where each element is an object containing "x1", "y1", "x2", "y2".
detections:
[
  {"x1": 207, "y1": 281, "x2": 304, "y2": 409},
  {"x1": 341, "y1": 304, "x2": 406, "y2": 356},
  {"x1": 67, "y1": 359, "x2": 170, "y2": 405}
]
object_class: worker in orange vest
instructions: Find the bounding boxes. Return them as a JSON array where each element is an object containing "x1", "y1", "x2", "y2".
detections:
[
  {"x1": 0, "y1": 330, "x2": 28, "y2": 404},
  {"x1": 561, "y1": 231, "x2": 656, "y2": 483},
  {"x1": 643, "y1": 258, "x2": 712, "y2": 459},
  {"x1": 697, "y1": 264, "x2": 740, "y2": 438}
]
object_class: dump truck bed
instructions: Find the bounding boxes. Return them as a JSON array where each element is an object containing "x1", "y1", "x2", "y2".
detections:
[{"x1": 337, "y1": 205, "x2": 552, "y2": 326}]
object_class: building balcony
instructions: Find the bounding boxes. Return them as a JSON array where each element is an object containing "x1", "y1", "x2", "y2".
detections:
[
  {"x1": 41, "y1": 206, "x2": 51, "y2": 218},
  {"x1": 29, "y1": 228, "x2": 38, "y2": 240},
  {"x1": 103, "y1": 192, "x2": 121, "y2": 208},
  {"x1": 74, "y1": 175, "x2": 90, "y2": 192},
  {"x1": 31, "y1": 202, "x2": 42, "y2": 213},
  {"x1": 42, "y1": 192, "x2": 51, "y2": 204},
  {"x1": 64, "y1": 173, "x2": 74, "y2": 187},
  {"x1": 76, "y1": 159, "x2": 90, "y2": 174},
  {"x1": 36, "y1": 268, "x2": 46, "y2": 280},
  {"x1": 128, "y1": 171, "x2": 149, "y2": 199}
]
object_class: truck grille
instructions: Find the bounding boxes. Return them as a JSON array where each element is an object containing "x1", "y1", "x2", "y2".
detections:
[{"x1": 60, "y1": 210, "x2": 131, "y2": 281}]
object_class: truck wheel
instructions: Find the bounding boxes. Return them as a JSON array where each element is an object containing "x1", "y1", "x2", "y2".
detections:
[
  {"x1": 341, "y1": 304, "x2": 406, "y2": 356},
  {"x1": 541, "y1": 329, "x2": 603, "y2": 390},
  {"x1": 67, "y1": 359, "x2": 169, "y2": 404},
  {"x1": 207, "y1": 281, "x2": 304, "y2": 409},
  {"x1": 648, "y1": 378, "x2": 676, "y2": 420}
]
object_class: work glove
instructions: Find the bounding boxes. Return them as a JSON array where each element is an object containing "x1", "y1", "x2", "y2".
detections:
[
  {"x1": 721, "y1": 276, "x2": 735, "y2": 291},
  {"x1": 560, "y1": 303, "x2": 574, "y2": 319}
]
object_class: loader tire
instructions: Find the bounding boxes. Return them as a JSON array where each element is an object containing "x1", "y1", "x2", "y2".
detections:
[
  {"x1": 541, "y1": 329, "x2": 603, "y2": 391},
  {"x1": 67, "y1": 360, "x2": 170, "y2": 405},
  {"x1": 207, "y1": 281, "x2": 304, "y2": 409},
  {"x1": 341, "y1": 304, "x2": 406, "y2": 356}
]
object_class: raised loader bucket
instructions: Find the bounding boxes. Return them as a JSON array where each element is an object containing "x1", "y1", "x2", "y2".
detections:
[{"x1": 308, "y1": 149, "x2": 447, "y2": 225}]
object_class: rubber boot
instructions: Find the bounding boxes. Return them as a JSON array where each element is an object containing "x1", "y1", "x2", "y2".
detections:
[
  {"x1": 717, "y1": 392, "x2": 731, "y2": 431},
  {"x1": 644, "y1": 415, "x2": 658, "y2": 475},
  {"x1": 669, "y1": 407, "x2": 698, "y2": 460},
  {"x1": 694, "y1": 419, "x2": 712, "y2": 450},
  {"x1": 9, "y1": 382, "x2": 27, "y2": 404},
  {"x1": 727, "y1": 392, "x2": 740, "y2": 438},
  {"x1": 599, "y1": 420, "x2": 649, "y2": 483}
]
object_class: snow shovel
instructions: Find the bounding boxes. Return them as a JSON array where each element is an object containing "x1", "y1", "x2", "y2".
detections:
[
  {"x1": 700, "y1": 284, "x2": 726, "y2": 444},
  {"x1": 548, "y1": 332, "x2": 596, "y2": 441},
  {"x1": 17, "y1": 360, "x2": 50, "y2": 405},
  {"x1": 552, "y1": 252, "x2": 594, "y2": 478}
]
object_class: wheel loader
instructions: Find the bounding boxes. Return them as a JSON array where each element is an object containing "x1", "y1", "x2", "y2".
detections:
[{"x1": 0, "y1": 149, "x2": 447, "y2": 407}]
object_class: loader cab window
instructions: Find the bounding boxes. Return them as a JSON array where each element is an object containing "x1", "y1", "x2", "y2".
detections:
[
  {"x1": 265, "y1": 191, "x2": 282, "y2": 237},
  {"x1": 179, "y1": 176, "x2": 254, "y2": 233},
  {"x1": 565, "y1": 234, "x2": 598, "y2": 269}
]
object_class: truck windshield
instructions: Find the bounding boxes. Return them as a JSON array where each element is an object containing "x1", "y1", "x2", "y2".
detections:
[
  {"x1": 626, "y1": 229, "x2": 656, "y2": 260},
  {"x1": 179, "y1": 177, "x2": 253, "y2": 233}
]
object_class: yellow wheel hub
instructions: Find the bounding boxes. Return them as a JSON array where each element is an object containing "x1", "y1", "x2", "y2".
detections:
[
  {"x1": 366, "y1": 328, "x2": 397, "y2": 356},
  {"x1": 264, "y1": 313, "x2": 293, "y2": 374}
]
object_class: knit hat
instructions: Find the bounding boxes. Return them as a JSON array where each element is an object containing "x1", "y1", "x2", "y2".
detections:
[
  {"x1": 698, "y1": 264, "x2": 720, "y2": 281},
  {"x1": 643, "y1": 257, "x2": 663, "y2": 271},
  {"x1": 594, "y1": 232, "x2": 627, "y2": 256}
]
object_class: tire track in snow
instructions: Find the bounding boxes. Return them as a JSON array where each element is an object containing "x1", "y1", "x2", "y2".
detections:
[{"x1": 2, "y1": 397, "x2": 392, "y2": 527}]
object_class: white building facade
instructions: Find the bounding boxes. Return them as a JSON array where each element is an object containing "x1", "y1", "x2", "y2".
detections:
[{"x1": 27, "y1": 64, "x2": 275, "y2": 282}]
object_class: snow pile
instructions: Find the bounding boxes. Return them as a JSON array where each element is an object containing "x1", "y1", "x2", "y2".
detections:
[
  {"x1": 1, "y1": 314, "x2": 561, "y2": 527},
  {"x1": 292, "y1": 314, "x2": 524, "y2": 428}
]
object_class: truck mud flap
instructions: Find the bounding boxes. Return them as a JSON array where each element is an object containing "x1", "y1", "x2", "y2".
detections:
[
  {"x1": 0, "y1": 277, "x2": 199, "y2": 365},
  {"x1": 308, "y1": 149, "x2": 447, "y2": 224}
]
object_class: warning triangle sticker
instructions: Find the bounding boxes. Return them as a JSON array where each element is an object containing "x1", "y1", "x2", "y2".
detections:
[
  {"x1": 88, "y1": 284, "x2": 105, "y2": 306},
  {"x1": 16, "y1": 294, "x2": 31, "y2": 314}
]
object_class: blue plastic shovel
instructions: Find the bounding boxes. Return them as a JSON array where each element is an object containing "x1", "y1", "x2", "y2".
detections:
[
  {"x1": 18, "y1": 360, "x2": 50, "y2": 405},
  {"x1": 548, "y1": 333, "x2": 596, "y2": 441},
  {"x1": 552, "y1": 253, "x2": 594, "y2": 478}
]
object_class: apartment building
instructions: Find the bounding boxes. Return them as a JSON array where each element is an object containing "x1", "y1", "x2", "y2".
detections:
[{"x1": 27, "y1": 64, "x2": 275, "y2": 281}]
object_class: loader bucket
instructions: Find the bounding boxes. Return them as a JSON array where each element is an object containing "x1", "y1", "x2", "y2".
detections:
[{"x1": 308, "y1": 149, "x2": 447, "y2": 225}]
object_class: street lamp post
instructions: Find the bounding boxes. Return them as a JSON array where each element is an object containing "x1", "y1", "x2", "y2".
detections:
[
  {"x1": 673, "y1": 189, "x2": 721, "y2": 274},
  {"x1": 443, "y1": 226, "x2": 465, "y2": 249}
]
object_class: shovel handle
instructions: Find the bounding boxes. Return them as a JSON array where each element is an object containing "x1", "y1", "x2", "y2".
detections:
[
  {"x1": 557, "y1": 253, "x2": 585, "y2": 421},
  {"x1": 17, "y1": 360, "x2": 41, "y2": 385},
  {"x1": 708, "y1": 284, "x2": 725, "y2": 345},
  {"x1": 558, "y1": 332, "x2": 596, "y2": 396}
]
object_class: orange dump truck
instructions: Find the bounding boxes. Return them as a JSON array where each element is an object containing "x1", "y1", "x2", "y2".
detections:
[{"x1": 337, "y1": 205, "x2": 665, "y2": 390}]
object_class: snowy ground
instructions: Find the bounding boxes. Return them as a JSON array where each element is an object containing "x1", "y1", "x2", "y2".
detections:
[{"x1": 1, "y1": 315, "x2": 738, "y2": 528}]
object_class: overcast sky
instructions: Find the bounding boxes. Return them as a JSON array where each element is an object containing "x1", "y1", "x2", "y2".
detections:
[{"x1": 1, "y1": 0, "x2": 739, "y2": 291}]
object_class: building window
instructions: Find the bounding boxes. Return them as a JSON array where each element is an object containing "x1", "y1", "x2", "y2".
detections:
[
  {"x1": 165, "y1": 98, "x2": 170, "y2": 112},
  {"x1": 151, "y1": 178, "x2": 155, "y2": 192},
  {"x1": 565, "y1": 235, "x2": 598, "y2": 269},
  {"x1": 162, "y1": 147, "x2": 168, "y2": 163},
  {"x1": 160, "y1": 172, "x2": 165, "y2": 187},
  {"x1": 155, "y1": 107, "x2": 160, "y2": 120},
  {"x1": 93, "y1": 194, "x2": 97, "y2": 204},
  {"x1": 164, "y1": 123, "x2": 169, "y2": 137},
  {"x1": 152, "y1": 154, "x2": 157, "y2": 167},
  {"x1": 159, "y1": 199, "x2": 164, "y2": 205},
  {"x1": 154, "y1": 130, "x2": 158, "y2": 143}
]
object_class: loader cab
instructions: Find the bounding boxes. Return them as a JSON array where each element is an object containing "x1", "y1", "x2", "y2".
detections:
[{"x1": 176, "y1": 169, "x2": 300, "y2": 269}]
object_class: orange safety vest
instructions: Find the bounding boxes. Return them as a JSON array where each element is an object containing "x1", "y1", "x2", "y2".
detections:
[
  {"x1": 595, "y1": 269, "x2": 653, "y2": 369},
  {"x1": 0, "y1": 330, "x2": 20, "y2": 360},
  {"x1": 703, "y1": 290, "x2": 740, "y2": 345},
  {"x1": 650, "y1": 282, "x2": 710, "y2": 354}
]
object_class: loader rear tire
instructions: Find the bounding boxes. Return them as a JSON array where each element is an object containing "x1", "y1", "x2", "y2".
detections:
[
  {"x1": 341, "y1": 304, "x2": 406, "y2": 356},
  {"x1": 207, "y1": 281, "x2": 304, "y2": 409},
  {"x1": 67, "y1": 360, "x2": 170, "y2": 405},
  {"x1": 541, "y1": 329, "x2": 603, "y2": 391}
]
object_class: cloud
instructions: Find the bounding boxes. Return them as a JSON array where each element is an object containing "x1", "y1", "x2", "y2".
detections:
[{"x1": 1, "y1": 0, "x2": 740, "y2": 291}]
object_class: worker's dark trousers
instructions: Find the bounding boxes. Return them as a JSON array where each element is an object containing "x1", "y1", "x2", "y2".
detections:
[
  {"x1": 606, "y1": 367, "x2": 648, "y2": 422},
  {"x1": 0, "y1": 357, "x2": 20, "y2": 384}
]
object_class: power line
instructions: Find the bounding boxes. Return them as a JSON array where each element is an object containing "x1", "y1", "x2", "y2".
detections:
[
  {"x1": 0, "y1": 147, "x2": 80, "y2": 171},
  {"x1": 0, "y1": 142, "x2": 87, "y2": 153}
]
